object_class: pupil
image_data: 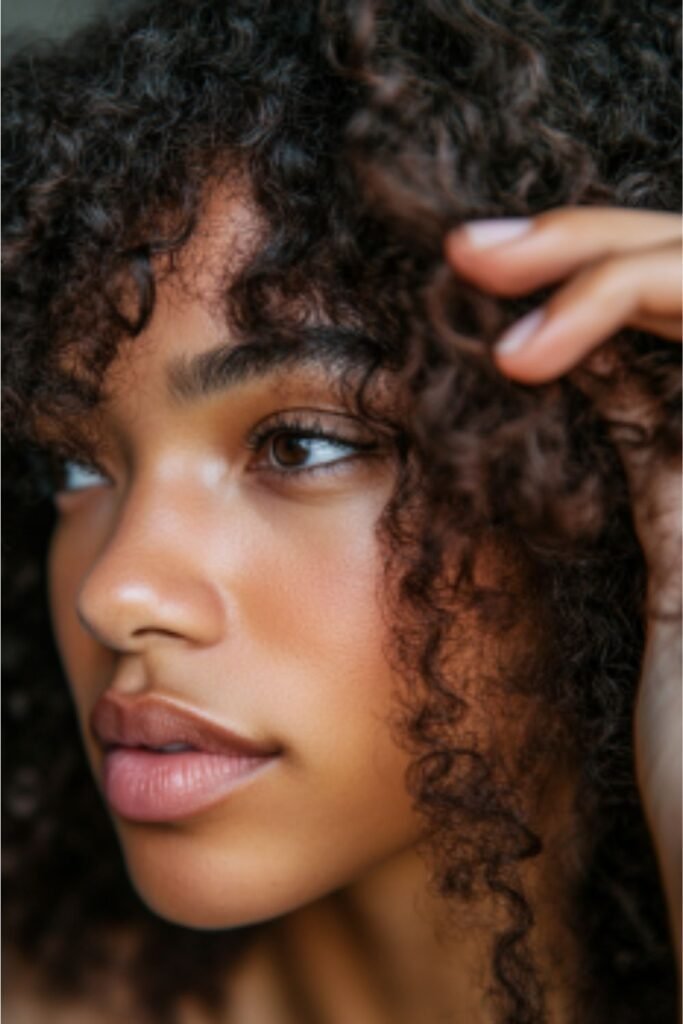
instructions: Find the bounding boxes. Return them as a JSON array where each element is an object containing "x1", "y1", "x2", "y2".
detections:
[{"x1": 273, "y1": 435, "x2": 309, "y2": 467}]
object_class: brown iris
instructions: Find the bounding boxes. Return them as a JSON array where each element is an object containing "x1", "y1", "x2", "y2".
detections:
[{"x1": 271, "y1": 434, "x2": 315, "y2": 468}]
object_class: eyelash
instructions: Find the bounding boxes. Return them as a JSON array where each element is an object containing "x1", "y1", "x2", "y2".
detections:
[{"x1": 246, "y1": 412, "x2": 380, "y2": 478}]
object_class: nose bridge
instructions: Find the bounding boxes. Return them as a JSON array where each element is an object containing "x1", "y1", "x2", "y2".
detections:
[{"x1": 77, "y1": 470, "x2": 227, "y2": 651}]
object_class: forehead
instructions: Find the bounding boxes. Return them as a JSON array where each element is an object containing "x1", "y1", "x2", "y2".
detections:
[
  {"x1": 63, "y1": 188, "x2": 287, "y2": 405},
  {"x1": 134, "y1": 185, "x2": 263, "y2": 361},
  {"x1": 102, "y1": 229, "x2": 351, "y2": 405},
  {"x1": 161, "y1": 185, "x2": 266, "y2": 310}
]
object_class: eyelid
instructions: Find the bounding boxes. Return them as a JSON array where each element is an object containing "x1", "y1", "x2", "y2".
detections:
[
  {"x1": 245, "y1": 409, "x2": 382, "y2": 477},
  {"x1": 245, "y1": 408, "x2": 377, "y2": 450}
]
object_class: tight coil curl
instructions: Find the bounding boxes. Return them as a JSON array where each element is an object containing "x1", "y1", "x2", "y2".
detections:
[{"x1": 2, "y1": 2, "x2": 680, "y2": 1023}]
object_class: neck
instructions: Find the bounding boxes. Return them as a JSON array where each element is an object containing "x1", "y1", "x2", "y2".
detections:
[{"x1": 269, "y1": 837, "x2": 579, "y2": 1024}]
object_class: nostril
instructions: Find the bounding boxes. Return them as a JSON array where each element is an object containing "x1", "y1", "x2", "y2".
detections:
[{"x1": 131, "y1": 626, "x2": 186, "y2": 640}]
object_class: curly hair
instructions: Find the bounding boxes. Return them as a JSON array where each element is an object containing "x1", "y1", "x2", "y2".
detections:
[{"x1": 2, "y1": 2, "x2": 680, "y2": 1022}]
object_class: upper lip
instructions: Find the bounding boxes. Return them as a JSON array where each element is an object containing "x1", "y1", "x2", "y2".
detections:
[{"x1": 90, "y1": 692, "x2": 280, "y2": 758}]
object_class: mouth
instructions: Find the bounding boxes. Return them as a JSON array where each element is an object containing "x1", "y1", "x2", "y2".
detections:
[
  {"x1": 124, "y1": 741, "x2": 196, "y2": 753},
  {"x1": 90, "y1": 693, "x2": 281, "y2": 822}
]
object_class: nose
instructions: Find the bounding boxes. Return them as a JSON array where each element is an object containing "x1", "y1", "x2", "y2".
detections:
[{"x1": 76, "y1": 479, "x2": 227, "y2": 653}]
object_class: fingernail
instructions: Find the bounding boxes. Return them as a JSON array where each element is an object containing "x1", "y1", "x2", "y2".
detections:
[
  {"x1": 495, "y1": 308, "x2": 545, "y2": 355},
  {"x1": 462, "y1": 218, "x2": 531, "y2": 249}
]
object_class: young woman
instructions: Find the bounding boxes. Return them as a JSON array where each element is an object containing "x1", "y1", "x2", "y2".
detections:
[{"x1": 3, "y1": 2, "x2": 680, "y2": 1022}]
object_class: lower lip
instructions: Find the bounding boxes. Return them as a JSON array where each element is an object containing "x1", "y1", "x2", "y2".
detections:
[{"x1": 102, "y1": 747, "x2": 277, "y2": 822}]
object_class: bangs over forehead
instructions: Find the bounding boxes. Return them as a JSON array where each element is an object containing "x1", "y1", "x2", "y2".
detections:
[
  {"x1": 2, "y1": 3, "x2": 412, "y2": 447},
  {"x1": 6, "y1": 178, "x2": 407, "y2": 448}
]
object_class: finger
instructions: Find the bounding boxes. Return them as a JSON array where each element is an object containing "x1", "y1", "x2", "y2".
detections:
[
  {"x1": 445, "y1": 207, "x2": 682, "y2": 297},
  {"x1": 491, "y1": 243, "x2": 681, "y2": 383}
]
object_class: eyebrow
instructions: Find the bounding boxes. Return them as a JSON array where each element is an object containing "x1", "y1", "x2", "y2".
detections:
[{"x1": 166, "y1": 326, "x2": 385, "y2": 404}]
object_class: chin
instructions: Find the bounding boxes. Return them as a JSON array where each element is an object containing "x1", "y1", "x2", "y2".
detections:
[{"x1": 113, "y1": 820, "x2": 338, "y2": 930}]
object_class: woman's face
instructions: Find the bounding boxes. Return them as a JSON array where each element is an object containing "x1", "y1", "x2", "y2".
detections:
[{"x1": 47, "y1": 202, "x2": 422, "y2": 929}]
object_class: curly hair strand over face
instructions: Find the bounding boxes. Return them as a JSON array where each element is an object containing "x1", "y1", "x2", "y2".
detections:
[{"x1": 2, "y1": 2, "x2": 680, "y2": 1023}]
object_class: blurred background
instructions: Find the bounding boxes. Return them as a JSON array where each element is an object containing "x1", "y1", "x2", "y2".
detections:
[{"x1": 2, "y1": 0, "x2": 121, "y2": 58}]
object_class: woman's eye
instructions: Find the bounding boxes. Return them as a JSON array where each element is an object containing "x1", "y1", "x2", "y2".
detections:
[
  {"x1": 247, "y1": 411, "x2": 387, "y2": 480},
  {"x1": 267, "y1": 433, "x2": 360, "y2": 471},
  {"x1": 58, "y1": 460, "x2": 109, "y2": 494}
]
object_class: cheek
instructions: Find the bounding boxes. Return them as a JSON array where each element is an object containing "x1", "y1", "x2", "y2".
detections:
[
  {"x1": 222, "y1": 487, "x2": 419, "y2": 856},
  {"x1": 235, "y1": 484, "x2": 399, "y2": 740},
  {"x1": 251, "y1": 469, "x2": 391, "y2": 623}
]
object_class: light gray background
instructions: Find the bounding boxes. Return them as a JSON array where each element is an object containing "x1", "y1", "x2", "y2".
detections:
[
  {"x1": 3, "y1": 0, "x2": 104, "y2": 37},
  {"x1": 2, "y1": 0, "x2": 120, "y2": 57}
]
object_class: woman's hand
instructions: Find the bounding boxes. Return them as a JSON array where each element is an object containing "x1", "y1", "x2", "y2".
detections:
[{"x1": 445, "y1": 207, "x2": 682, "y2": 954}]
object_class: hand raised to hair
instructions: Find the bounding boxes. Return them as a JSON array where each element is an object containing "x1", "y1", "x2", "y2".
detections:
[{"x1": 445, "y1": 207, "x2": 682, "y2": 956}]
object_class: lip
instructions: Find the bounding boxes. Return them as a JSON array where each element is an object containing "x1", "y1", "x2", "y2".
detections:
[{"x1": 90, "y1": 693, "x2": 281, "y2": 822}]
